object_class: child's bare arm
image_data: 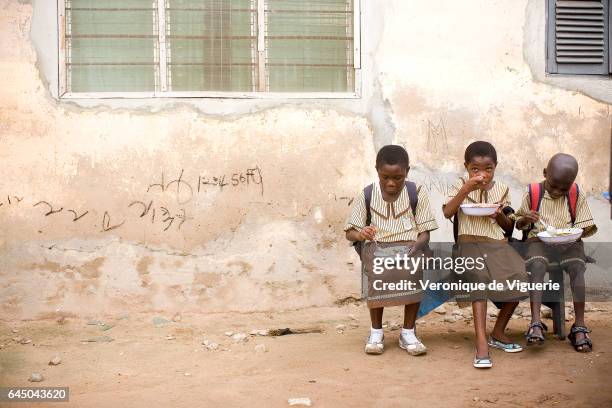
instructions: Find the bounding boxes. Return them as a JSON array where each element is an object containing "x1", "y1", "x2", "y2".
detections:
[
  {"x1": 345, "y1": 226, "x2": 376, "y2": 242},
  {"x1": 443, "y1": 175, "x2": 484, "y2": 218},
  {"x1": 410, "y1": 230, "x2": 430, "y2": 254}
]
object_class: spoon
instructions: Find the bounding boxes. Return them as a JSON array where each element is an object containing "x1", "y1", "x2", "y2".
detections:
[{"x1": 539, "y1": 217, "x2": 557, "y2": 235}]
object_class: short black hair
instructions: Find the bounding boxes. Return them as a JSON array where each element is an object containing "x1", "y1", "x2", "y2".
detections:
[
  {"x1": 464, "y1": 141, "x2": 497, "y2": 164},
  {"x1": 376, "y1": 145, "x2": 409, "y2": 170}
]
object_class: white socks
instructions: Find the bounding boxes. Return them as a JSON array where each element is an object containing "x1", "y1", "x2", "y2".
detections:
[
  {"x1": 370, "y1": 327, "x2": 384, "y2": 343},
  {"x1": 401, "y1": 328, "x2": 418, "y2": 344},
  {"x1": 370, "y1": 328, "x2": 417, "y2": 344}
]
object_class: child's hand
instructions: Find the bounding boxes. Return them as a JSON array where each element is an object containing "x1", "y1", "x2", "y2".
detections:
[
  {"x1": 488, "y1": 204, "x2": 503, "y2": 219},
  {"x1": 461, "y1": 174, "x2": 486, "y2": 193},
  {"x1": 522, "y1": 210, "x2": 540, "y2": 224},
  {"x1": 358, "y1": 226, "x2": 377, "y2": 241}
]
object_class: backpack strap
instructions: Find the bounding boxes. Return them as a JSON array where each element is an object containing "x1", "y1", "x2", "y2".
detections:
[
  {"x1": 567, "y1": 183, "x2": 579, "y2": 225},
  {"x1": 522, "y1": 183, "x2": 543, "y2": 242},
  {"x1": 363, "y1": 183, "x2": 374, "y2": 226},
  {"x1": 405, "y1": 181, "x2": 418, "y2": 217},
  {"x1": 451, "y1": 177, "x2": 473, "y2": 242},
  {"x1": 451, "y1": 178, "x2": 466, "y2": 243},
  {"x1": 498, "y1": 186, "x2": 515, "y2": 239},
  {"x1": 353, "y1": 184, "x2": 374, "y2": 258},
  {"x1": 528, "y1": 183, "x2": 544, "y2": 212}
]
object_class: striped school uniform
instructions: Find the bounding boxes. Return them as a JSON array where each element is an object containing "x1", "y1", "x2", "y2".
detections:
[
  {"x1": 515, "y1": 184, "x2": 597, "y2": 268},
  {"x1": 448, "y1": 177, "x2": 511, "y2": 240},
  {"x1": 446, "y1": 178, "x2": 528, "y2": 302},
  {"x1": 344, "y1": 182, "x2": 438, "y2": 308},
  {"x1": 514, "y1": 186, "x2": 597, "y2": 239}
]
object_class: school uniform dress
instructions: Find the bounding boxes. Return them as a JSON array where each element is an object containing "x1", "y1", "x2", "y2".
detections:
[
  {"x1": 447, "y1": 178, "x2": 528, "y2": 302},
  {"x1": 344, "y1": 182, "x2": 438, "y2": 308},
  {"x1": 515, "y1": 186, "x2": 597, "y2": 269}
]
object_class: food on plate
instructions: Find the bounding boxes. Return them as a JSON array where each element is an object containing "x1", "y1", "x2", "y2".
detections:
[{"x1": 461, "y1": 203, "x2": 500, "y2": 208}]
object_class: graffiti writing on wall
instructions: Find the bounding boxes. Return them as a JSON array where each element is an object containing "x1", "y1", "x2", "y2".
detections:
[
  {"x1": 1, "y1": 166, "x2": 263, "y2": 234},
  {"x1": 147, "y1": 167, "x2": 264, "y2": 205}
]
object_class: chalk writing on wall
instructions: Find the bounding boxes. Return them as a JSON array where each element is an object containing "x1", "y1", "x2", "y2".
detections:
[
  {"x1": 426, "y1": 118, "x2": 449, "y2": 153},
  {"x1": 1, "y1": 165, "x2": 263, "y2": 234},
  {"x1": 147, "y1": 166, "x2": 264, "y2": 205},
  {"x1": 0, "y1": 196, "x2": 24, "y2": 208}
]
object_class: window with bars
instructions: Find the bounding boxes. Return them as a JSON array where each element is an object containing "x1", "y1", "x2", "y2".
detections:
[
  {"x1": 58, "y1": 0, "x2": 360, "y2": 97},
  {"x1": 546, "y1": 0, "x2": 611, "y2": 76}
]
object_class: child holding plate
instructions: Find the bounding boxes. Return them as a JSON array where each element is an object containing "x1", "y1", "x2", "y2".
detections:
[
  {"x1": 515, "y1": 153, "x2": 598, "y2": 352},
  {"x1": 443, "y1": 141, "x2": 528, "y2": 368}
]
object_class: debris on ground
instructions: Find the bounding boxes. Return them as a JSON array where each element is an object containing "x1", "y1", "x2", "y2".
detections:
[
  {"x1": 152, "y1": 317, "x2": 171, "y2": 327},
  {"x1": 434, "y1": 305, "x2": 447, "y2": 314},
  {"x1": 202, "y1": 340, "x2": 219, "y2": 351},
  {"x1": 231, "y1": 333, "x2": 248, "y2": 343},
  {"x1": 334, "y1": 296, "x2": 361, "y2": 306},
  {"x1": 82, "y1": 336, "x2": 114, "y2": 343},
  {"x1": 267, "y1": 327, "x2": 324, "y2": 336},
  {"x1": 288, "y1": 397, "x2": 312, "y2": 406},
  {"x1": 249, "y1": 329, "x2": 270, "y2": 336},
  {"x1": 29, "y1": 373, "x2": 44, "y2": 382}
]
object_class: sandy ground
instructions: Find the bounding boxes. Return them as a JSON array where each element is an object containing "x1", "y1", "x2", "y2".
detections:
[{"x1": 1, "y1": 302, "x2": 611, "y2": 408}]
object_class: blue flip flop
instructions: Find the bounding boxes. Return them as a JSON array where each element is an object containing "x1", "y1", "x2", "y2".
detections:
[
  {"x1": 488, "y1": 336, "x2": 523, "y2": 353},
  {"x1": 473, "y1": 355, "x2": 493, "y2": 368}
]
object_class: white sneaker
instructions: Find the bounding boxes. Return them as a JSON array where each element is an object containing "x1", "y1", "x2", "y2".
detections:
[
  {"x1": 365, "y1": 334, "x2": 384, "y2": 355},
  {"x1": 399, "y1": 334, "x2": 427, "y2": 356}
]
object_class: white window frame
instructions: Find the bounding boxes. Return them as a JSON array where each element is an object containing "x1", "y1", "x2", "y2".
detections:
[{"x1": 57, "y1": 0, "x2": 362, "y2": 99}]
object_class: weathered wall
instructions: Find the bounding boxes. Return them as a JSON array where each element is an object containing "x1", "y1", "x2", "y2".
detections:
[{"x1": 0, "y1": 0, "x2": 610, "y2": 319}]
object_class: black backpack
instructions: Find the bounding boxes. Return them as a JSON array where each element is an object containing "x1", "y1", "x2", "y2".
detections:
[{"x1": 353, "y1": 181, "x2": 419, "y2": 258}]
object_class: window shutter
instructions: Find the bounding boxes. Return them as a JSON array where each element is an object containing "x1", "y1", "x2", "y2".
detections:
[{"x1": 547, "y1": 0, "x2": 610, "y2": 75}]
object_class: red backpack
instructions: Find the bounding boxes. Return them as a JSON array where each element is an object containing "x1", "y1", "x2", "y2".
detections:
[{"x1": 522, "y1": 182, "x2": 579, "y2": 241}]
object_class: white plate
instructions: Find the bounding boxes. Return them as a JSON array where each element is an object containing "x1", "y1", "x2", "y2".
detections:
[
  {"x1": 537, "y1": 228, "x2": 583, "y2": 244},
  {"x1": 460, "y1": 204, "x2": 499, "y2": 216}
]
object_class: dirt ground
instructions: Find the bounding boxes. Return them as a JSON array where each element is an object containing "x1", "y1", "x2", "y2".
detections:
[{"x1": 1, "y1": 301, "x2": 611, "y2": 408}]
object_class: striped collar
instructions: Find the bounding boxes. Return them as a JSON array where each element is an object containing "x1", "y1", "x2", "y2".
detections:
[{"x1": 370, "y1": 181, "x2": 413, "y2": 220}]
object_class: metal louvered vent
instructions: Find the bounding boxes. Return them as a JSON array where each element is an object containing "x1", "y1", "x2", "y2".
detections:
[{"x1": 555, "y1": 0, "x2": 605, "y2": 64}]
